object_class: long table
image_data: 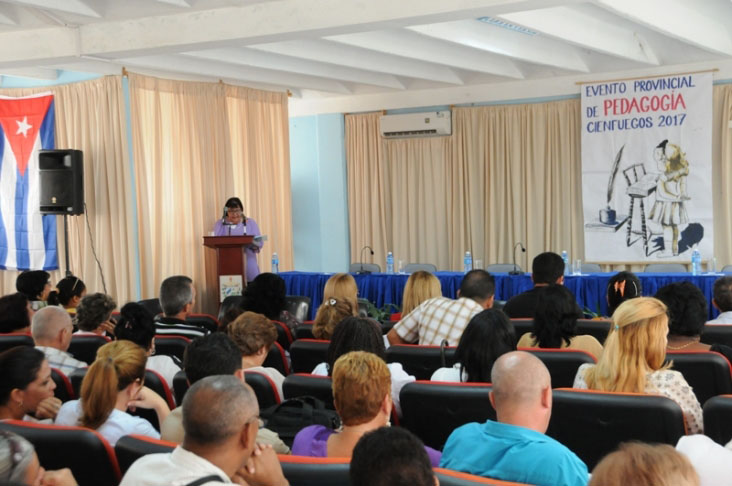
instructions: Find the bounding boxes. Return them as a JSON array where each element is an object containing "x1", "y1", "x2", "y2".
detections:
[{"x1": 281, "y1": 271, "x2": 726, "y2": 321}]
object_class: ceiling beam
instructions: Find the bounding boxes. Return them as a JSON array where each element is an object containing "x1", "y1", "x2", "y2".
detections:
[
  {"x1": 2, "y1": 0, "x2": 101, "y2": 18},
  {"x1": 326, "y1": 29, "x2": 524, "y2": 79},
  {"x1": 153, "y1": 0, "x2": 191, "y2": 7},
  {"x1": 0, "y1": 67, "x2": 58, "y2": 80}
]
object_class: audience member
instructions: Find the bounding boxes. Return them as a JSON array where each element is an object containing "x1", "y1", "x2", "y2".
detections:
[
  {"x1": 15, "y1": 270, "x2": 52, "y2": 311},
  {"x1": 503, "y1": 252, "x2": 565, "y2": 318},
  {"x1": 0, "y1": 293, "x2": 33, "y2": 334},
  {"x1": 517, "y1": 284, "x2": 603, "y2": 358},
  {"x1": 55, "y1": 340, "x2": 170, "y2": 445},
  {"x1": 241, "y1": 272, "x2": 300, "y2": 331},
  {"x1": 431, "y1": 309, "x2": 516, "y2": 382},
  {"x1": 440, "y1": 351, "x2": 588, "y2": 486},
  {"x1": 48, "y1": 275, "x2": 86, "y2": 314},
  {"x1": 120, "y1": 375, "x2": 288, "y2": 486},
  {"x1": 0, "y1": 430, "x2": 77, "y2": 486},
  {"x1": 0, "y1": 347, "x2": 59, "y2": 422},
  {"x1": 114, "y1": 302, "x2": 181, "y2": 389},
  {"x1": 590, "y1": 442, "x2": 699, "y2": 486},
  {"x1": 75, "y1": 292, "x2": 116, "y2": 336},
  {"x1": 656, "y1": 281, "x2": 732, "y2": 360},
  {"x1": 606, "y1": 271, "x2": 642, "y2": 317},
  {"x1": 31, "y1": 306, "x2": 87, "y2": 375},
  {"x1": 676, "y1": 435, "x2": 732, "y2": 486},
  {"x1": 388, "y1": 270, "x2": 494, "y2": 346},
  {"x1": 293, "y1": 351, "x2": 441, "y2": 465},
  {"x1": 708, "y1": 276, "x2": 732, "y2": 325},
  {"x1": 226, "y1": 311, "x2": 285, "y2": 399},
  {"x1": 400, "y1": 271, "x2": 442, "y2": 318},
  {"x1": 573, "y1": 297, "x2": 703, "y2": 433},
  {"x1": 312, "y1": 273, "x2": 358, "y2": 339},
  {"x1": 351, "y1": 427, "x2": 437, "y2": 486},
  {"x1": 160, "y1": 333, "x2": 288, "y2": 453},
  {"x1": 156, "y1": 275, "x2": 208, "y2": 338},
  {"x1": 312, "y1": 317, "x2": 415, "y2": 415}
]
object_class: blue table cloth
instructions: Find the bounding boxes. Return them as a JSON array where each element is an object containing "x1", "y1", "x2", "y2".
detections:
[{"x1": 281, "y1": 271, "x2": 724, "y2": 321}]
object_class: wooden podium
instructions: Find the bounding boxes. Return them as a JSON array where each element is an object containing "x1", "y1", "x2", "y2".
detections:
[{"x1": 203, "y1": 235, "x2": 254, "y2": 310}]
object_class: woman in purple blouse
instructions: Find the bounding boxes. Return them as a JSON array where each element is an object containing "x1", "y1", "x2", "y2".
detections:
[{"x1": 212, "y1": 197, "x2": 262, "y2": 282}]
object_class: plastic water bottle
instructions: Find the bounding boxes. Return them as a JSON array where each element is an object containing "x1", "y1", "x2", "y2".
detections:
[
  {"x1": 691, "y1": 248, "x2": 701, "y2": 276},
  {"x1": 561, "y1": 250, "x2": 569, "y2": 276},
  {"x1": 463, "y1": 251, "x2": 472, "y2": 274},
  {"x1": 386, "y1": 252, "x2": 394, "y2": 274},
  {"x1": 271, "y1": 252, "x2": 279, "y2": 274}
]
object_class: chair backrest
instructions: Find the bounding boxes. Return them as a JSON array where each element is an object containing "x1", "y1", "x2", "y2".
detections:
[
  {"x1": 138, "y1": 298, "x2": 162, "y2": 316},
  {"x1": 435, "y1": 468, "x2": 533, "y2": 486},
  {"x1": 290, "y1": 339, "x2": 329, "y2": 373},
  {"x1": 295, "y1": 323, "x2": 315, "y2": 340},
  {"x1": 51, "y1": 367, "x2": 75, "y2": 402},
  {"x1": 186, "y1": 313, "x2": 219, "y2": 333},
  {"x1": 282, "y1": 374, "x2": 334, "y2": 409},
  {"x1": 547, "y1": 388, "x2": 686, "y2": 470},
  {"x1": 485, "y1": 263, "x2": 519, "y2": 273},
  {"x1": 622, "y1": 163, "x2": 646, "y2": 185},
  {"x1": 0, "y1": 332, "x2": 34, "y2": 352},
  {"x1": 273, "y1": 320, "x2": 294, "y2": 350},
  {"x1": 580, "y1": 263, "x2": 602, "y2": 273},
  {"x1": 644, "y1": 263, "x2": 687, "y2": 273},
  {"x1": 399, "y1": 381, "x2": 494, "y2": 450},
  {"x1": 349, "y1": 262, "x2": 380, "y2": 273},
  {"x1": 703, "y1": 394, "x2": 732, "y2": 445},
  {"x1": 68, "y1": 334, "x2": 111, "y2": 363},
  {"x1": 264, "y1": 341, "x2": 290, "y2": 376},
  {"x1": 285, "y1": 295, "x2": 312, "y2": 323},
  {"x1": 172, "y1": 369, "x2": 189, "y2": 405},
  {"x1": 245, "y1": 370, "x2": 282, "y2": 408},
  {"x1": 154, "y1": 334, "x2": 191, "y2": 361},
  {"x1": 0, "y1": 420, "x2": 121, "y2": 486},
  {"x1": 115, "y1": 434, "x2": 176, "y2": 476},
  {"x1": 509, "y1": 319, "x2": 534, "y2": 343},
  {"x1": 403, "y1": 263, "x2": 437, "y2": 273},
  {"x1": 722, "y1": 265, "x2": 732, "y2": 273},
  {"x1": 575, "y1": 319, "x2": 611, "y2": 344},
  {"x1": 385, "y1": 344, "x2": 457, "y2": 380},
  {"x1": 520, "y1": 348, "x2": 597, "y2": 388},
  {"x1": 701, "y1": 325, "x2": 732, "y2": 348},
  {"x1": 279, "y1": 455, "x2": 351, "y2": 486},
  {"x1": 666, "y1": 351, "x2": 732, "y2": 405}
]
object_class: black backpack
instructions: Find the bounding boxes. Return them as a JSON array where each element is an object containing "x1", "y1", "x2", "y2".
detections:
[{"x1": 262, "y1": 396, "x2": 341, "y2": 447}]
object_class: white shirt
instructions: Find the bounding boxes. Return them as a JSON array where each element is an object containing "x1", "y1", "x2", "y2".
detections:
[
  {"x1": 55, "y1": 399, "x2": 159, "y2": 446},
  {"x1": 431, "y1": 363, "x2": 468, "y2": 383},
  {"x1": 393, "y1": 297, "x2": 483, "y2": 346},
  {"x1": 244, "y1": 366, "x2": 285, "y2": 402},
  {"x1": 677, "y1": 435, "x2": 732, "y2": 486},
  {"x1": 707, "y1": 311, "x2": 732, "y2": 325},
  {"x1": 36, "y1": 346, "x2": 87, "y2": 376},
  {"x1": 120, "y1": 446, "x2": 231, "y2": 486},
  {"x1": 311, "y1": 361, "x2": 415, "y2": 416},
  {"x1": 147, "y1": 355, "x2": 181, "y2": 392}
]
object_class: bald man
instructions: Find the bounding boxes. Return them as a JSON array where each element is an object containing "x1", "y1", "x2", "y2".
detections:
[
  {"x1": 31, "y1": 305, "x2": 86, "y2": 375},
  {"x1": 120, "y1": 375, "x2": 289, "y2": 486},
  {"x1": 439, "y1": 351, "x2": 588, "y2": 486}
]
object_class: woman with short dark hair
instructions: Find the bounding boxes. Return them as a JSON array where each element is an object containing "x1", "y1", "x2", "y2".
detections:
[
  {"x1": 0, "y1": 293, "x2": 33, "y2": 334},
  {"x1": 15, "y1": 270, "x2": 51, "y2": 311},
  {"x1": 0, "y1": 347, "x2": 59, "y2": 422}
]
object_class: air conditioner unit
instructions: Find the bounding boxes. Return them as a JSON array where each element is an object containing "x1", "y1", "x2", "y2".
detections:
[{"x1": 379, "y1": 111, "x2": 451, "y2": 138}]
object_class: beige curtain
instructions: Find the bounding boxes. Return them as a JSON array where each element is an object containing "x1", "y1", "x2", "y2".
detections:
[
  {"x1": 128, "y1": 74, "x2": 292, "y2": 314},
  {"x1": 347, "y1": 88, "x2": 732, "y2": 272},
  {"x1": 0, "y1": 77, "x2": 137, "y2": 304}
]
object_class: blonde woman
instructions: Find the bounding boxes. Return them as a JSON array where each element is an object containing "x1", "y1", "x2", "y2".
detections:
[
  {"x1": 400, "y1": 271, "x2": 442, "y2": 318},
  {"x1": 590, "y1": 442, "x2": 698, "y2": 486},
  {"x1": 313, "y1": 273, "x2": 358, "y2": 340},
  {"x1": 55, "y1": 340, "x2": 170, "y2": 445},
  {"x1": 573, "y1": 297, "x2": 703, "y2": 434}
]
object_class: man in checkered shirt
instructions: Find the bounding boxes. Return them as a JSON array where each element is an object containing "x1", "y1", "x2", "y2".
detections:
[
  {"x1": 32, "y1": 305, "x2": 87, "y2": 376},
  {"x1": 387, "y1": 270, "x2": 495, "y2": 346}
]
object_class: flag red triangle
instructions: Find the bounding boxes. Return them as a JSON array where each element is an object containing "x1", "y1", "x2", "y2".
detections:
[{"x1": 0, "y1": 95, "x2": 53, "y2": 177}]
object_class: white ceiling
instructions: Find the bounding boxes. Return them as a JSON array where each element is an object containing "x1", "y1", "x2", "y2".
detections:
[{"x1": 1, "y1": 0, "x2": 731, "y2": 108}]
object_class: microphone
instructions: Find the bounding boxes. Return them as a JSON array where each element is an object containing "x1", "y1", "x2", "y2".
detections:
[
  {"x1": 509, "y1": 242, "x2": 526, "y2": 275},
  {"x1": 359, "y1": 245, "x2": 375, "y2": 274}
]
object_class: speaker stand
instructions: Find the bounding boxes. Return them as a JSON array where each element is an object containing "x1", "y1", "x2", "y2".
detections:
[{"x1": 63, "y1": 214, "x2": 72, "y2": 277}]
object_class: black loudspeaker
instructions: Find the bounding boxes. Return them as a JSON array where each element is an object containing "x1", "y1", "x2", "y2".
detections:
[{"x1": 39, "y1": 149, "x2": 84, "y2": 215}]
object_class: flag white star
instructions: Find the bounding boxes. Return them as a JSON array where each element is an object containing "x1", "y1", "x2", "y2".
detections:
[{"x1": 15, "y1": 116, "x2": 32, "y2": 137}]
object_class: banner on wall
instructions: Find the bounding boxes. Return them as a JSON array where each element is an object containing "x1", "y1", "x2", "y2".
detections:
[
  {"x1": 0, "y1": 93, "x2": 58, "y2": 271},
  {"x1": 581, "y1": 72, "x2": 713, "y2": 263}
]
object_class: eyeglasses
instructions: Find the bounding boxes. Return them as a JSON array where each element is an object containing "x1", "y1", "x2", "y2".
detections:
[{"x1": 227, "y1": 208, "x2": 242, "y2": 214}]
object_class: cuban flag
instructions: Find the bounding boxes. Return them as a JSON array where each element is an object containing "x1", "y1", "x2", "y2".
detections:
[{"x1": 0, "y1": 93, "x2": 58, "y2": 270}]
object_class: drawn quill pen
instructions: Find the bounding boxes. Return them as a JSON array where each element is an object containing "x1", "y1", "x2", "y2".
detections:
[{"x1": 607, "y1": 145, "x2": 624, "y2": 206}]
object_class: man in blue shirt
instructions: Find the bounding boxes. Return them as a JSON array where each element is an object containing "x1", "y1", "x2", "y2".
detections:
[{"x1": 440, "y1": 351, "x2": 588, "y2": 486}]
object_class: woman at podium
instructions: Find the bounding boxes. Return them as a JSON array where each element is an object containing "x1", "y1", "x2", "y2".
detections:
[{"x1": 212, "y1": 197, "x2": 262, "y2": 281}]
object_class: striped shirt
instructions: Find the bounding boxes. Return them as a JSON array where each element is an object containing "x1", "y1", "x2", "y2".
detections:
[
  {"x1": 36, "y1": 346, "x2": 87, "y2": 376},
  {"x1": 393, "y1": 297, "x2": 484, "y2": 346},
  {"x1": 154, "y1": 316, "x2": 209, "y2": 339}
]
